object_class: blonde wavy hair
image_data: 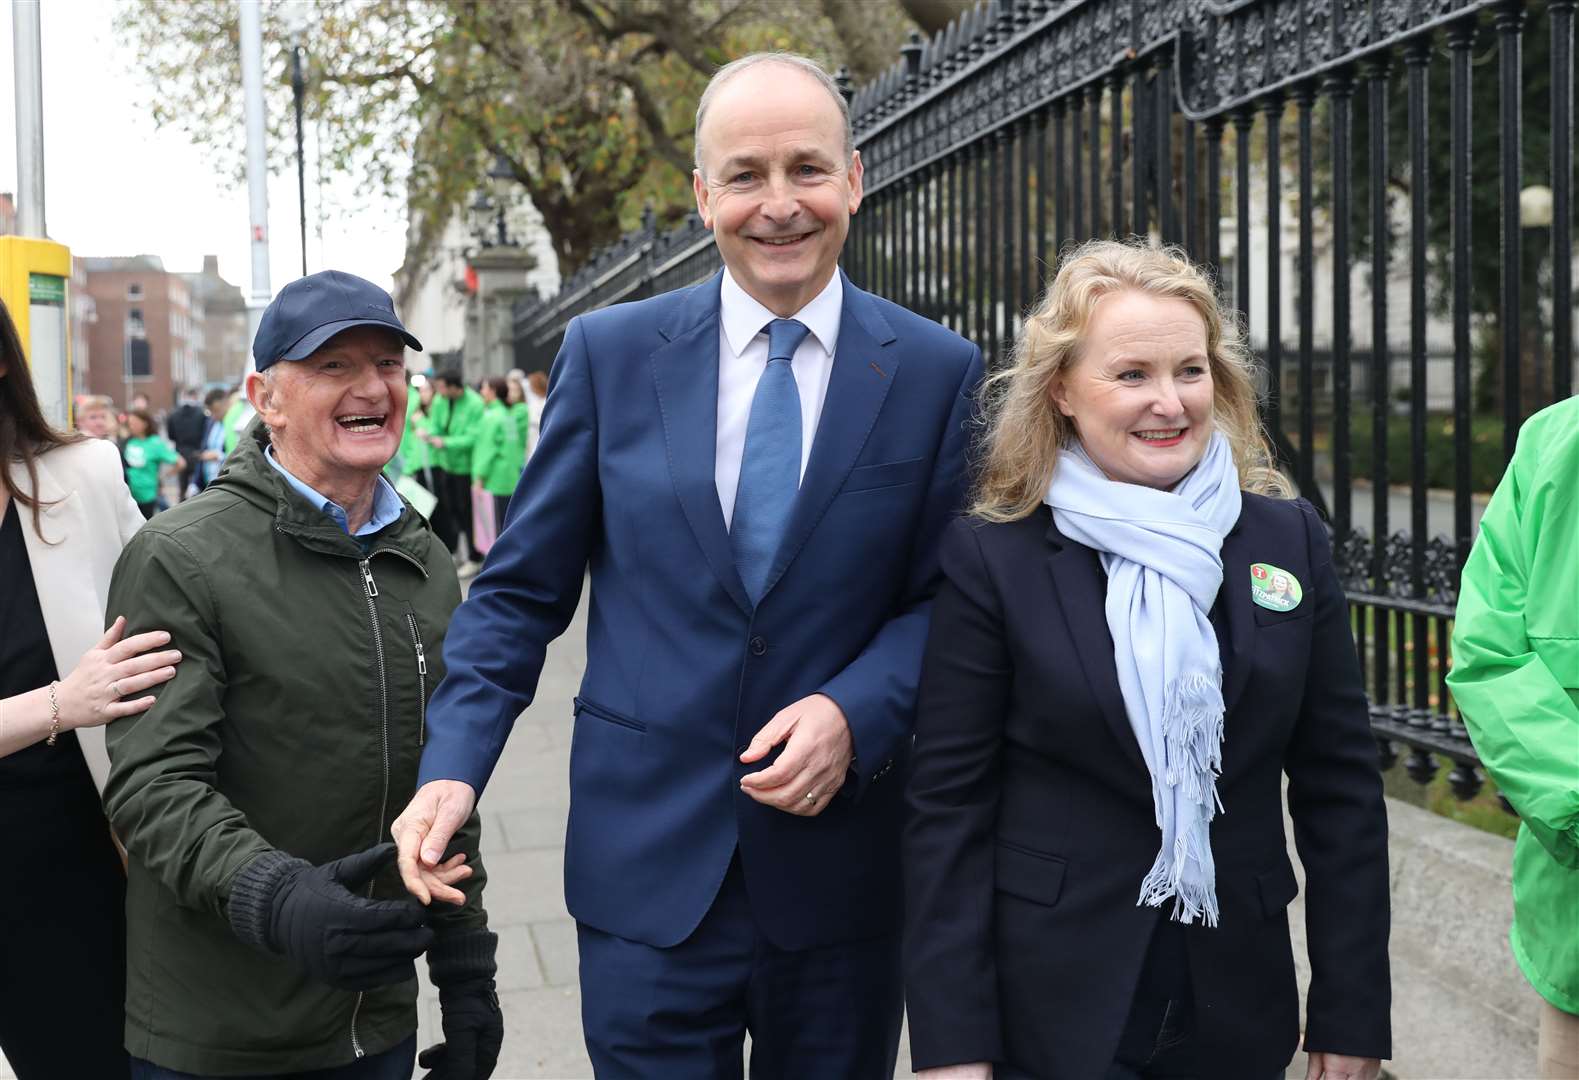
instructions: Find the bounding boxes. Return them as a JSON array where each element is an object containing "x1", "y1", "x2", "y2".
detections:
[{"x1": 970, "y1": 238, "x2": 1292, "y2": 522}]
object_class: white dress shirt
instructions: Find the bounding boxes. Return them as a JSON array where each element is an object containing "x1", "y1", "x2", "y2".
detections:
[{"x1": 715, "y1": 269, "x2": 842, "y2": 529}]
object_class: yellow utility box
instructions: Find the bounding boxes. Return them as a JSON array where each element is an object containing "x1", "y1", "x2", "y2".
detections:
[{"x1": 0, "y1": 235, "x2": 73, "y2": 428}]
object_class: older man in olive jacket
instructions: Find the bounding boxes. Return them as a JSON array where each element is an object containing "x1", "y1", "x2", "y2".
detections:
[{"x1": 105, "y1": 271, "x2": 500, "y2": 1080}]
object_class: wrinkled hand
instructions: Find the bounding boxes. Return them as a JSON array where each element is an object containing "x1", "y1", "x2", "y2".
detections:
[
  {"x1": 59, "y1": 617, "x2": 182, "y2": 728},
  {"x1": 738, "y1": 693, "x2": 853, "y2": 817},
  {"x1": 392, "y1": 779, "x2": 479, "y2": 904},
  {"x1": 420, "y1": 981, "x2": 503, "y2": 1079},
  {"x1": 918, "y1": 1065, "x2": 993, "y2": 1080},
  {"x1": 267, "y1": 843, "x2": 455, "y2": 990},
  {"x1": 1305, "y1": 1052, "x2": 1382, "y2": 1080}
]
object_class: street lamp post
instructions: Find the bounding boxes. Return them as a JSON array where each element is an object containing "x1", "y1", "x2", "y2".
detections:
[{"x1": 292, "y1": 41, "x2": 308, "y2": 278}]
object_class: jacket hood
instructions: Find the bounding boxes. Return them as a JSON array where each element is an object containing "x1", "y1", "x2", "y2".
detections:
[{"x1": 212, "y1": 420, "x2": 434, "y2": 565}]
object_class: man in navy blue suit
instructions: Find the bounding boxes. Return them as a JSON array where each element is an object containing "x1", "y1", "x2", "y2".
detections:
[{"x1": 391, "y1": 52, "x2": 983, "y2": 1078}]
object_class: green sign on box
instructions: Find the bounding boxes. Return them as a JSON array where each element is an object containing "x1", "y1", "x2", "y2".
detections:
[{"x1": 29, "y1": 273, "x2": 65, "y2": 306}]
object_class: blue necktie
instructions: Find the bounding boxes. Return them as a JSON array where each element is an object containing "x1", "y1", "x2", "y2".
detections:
[{"x1": 731, "y1": 318, "x2": 809, "y2": 602}]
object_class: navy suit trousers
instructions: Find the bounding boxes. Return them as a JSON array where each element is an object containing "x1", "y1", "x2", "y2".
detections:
[{"x1": 577, "y1": 852, "x2": 903, "y2": 1079}]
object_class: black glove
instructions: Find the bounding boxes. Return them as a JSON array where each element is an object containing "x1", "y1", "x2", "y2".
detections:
[
  {"x1": 421, "y1": 928, "x2": 502, "y2": 1080},
  {"x1": 227, "y1": 842, "x2": 434, "y2": 990}
]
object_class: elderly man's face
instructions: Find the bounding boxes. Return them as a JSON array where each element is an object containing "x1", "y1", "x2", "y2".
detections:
[
  {"x1": 252, "y1": 325, "x2": 408, "y2": 484},
  {"x1": 693, "y1": 64, "x2": 862, "y2": 317}
]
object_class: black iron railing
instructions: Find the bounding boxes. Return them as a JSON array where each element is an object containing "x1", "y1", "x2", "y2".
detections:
[{"x1": 513, "y1": 0, "x2": 1578, "y2": 808}]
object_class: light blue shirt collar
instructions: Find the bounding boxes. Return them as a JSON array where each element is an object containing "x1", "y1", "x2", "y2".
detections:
[{"x1": 265, "y1": 445, "x2": 404, "y2": 538}]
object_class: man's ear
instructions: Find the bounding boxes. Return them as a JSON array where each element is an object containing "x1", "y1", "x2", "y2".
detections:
[
  {"x1": 693, "y1": 168, "x2": 715, "y2": 230},
  {"x1": 245, "y1": 370, "x2": 282, "y2": 430},
  {"x1": 846, "y1": 150, "x2": 864, "y2": 216}
]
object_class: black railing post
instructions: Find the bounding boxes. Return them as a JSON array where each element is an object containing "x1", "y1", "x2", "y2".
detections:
[
  {"x1": 1155, "y1": 48, "x2": 1176, "y2": 245},
  {"x1": 1405, "y1": 34, "x2": 1432, "y2": 723},
  {"x1": 1089, "y1": 80, "x2": 1105, "y2": 236},
  {"x1": 1072, "y1": 90, "x2": 1087, "y2": 239},
  {"x1": 1294, "y1": 81, "x2": 1317, "y2": 499},
  {"x1": 1262, "y1": 92, "x2": 1285, "y2": 461},
  {"x1": 1205, "y1": 116, "x2": 1225, "y2": 294},
  {"x1": 1496, "y1": 0, "x2": 1525, "y2": 459},
  {"x1": 1364, "y1": 53, "x2": 1391, "y2": 613},
  {"x1": 1327, "y1": 67, "x2": 1356, "y2": 544},
  {"x1": 1232, "y1": 108, "x2": 1254, "y2": 335},
  {"x1": 1552, "y1": 0, "x2": 1575, "y2": 401},
  {"x1": 1053, "y1": 98, "x2": 1069, "y2": 253},
  {"x1": 1447, "y1": 18, "x2": 1476, "y2": 570},
  {"x1": 1133, "y1": 57, "x2": 1151, "y2": 235},
  {"x1": 1036, "y1": 106, "x2": 1049, "y2": 287},
  {"x1": 1109, "y1": 70, "x2": 1126, "y2": 235}
]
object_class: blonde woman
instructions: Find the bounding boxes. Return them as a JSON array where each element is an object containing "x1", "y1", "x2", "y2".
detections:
[{"x1": 903, "y1": 240, "x2": 1391, "y2": 1080}]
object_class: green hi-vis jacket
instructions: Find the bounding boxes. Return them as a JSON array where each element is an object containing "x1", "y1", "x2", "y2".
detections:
[
  {"x1": 399, "y1": 401, "x2": 433, "y2": 476},
  {"x1": 428, "y1": 387, "x2": 485, "y2": 475},
  {"x1": 1448, "y1": 396, "x2": 1579, "y2": 1014},
  {"x1": 471, "y1": 399, "x2": 524, "y2": 497}
]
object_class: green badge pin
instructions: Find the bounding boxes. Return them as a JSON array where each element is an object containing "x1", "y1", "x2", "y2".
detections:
[{"x1": 1250, "y1": 562, "x2": 1303, "y2": 612}]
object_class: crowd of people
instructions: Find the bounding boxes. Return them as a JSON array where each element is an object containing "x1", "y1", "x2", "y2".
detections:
[{"x1": 0, "y1": 48, "x2": 1572, "y2": 1080}]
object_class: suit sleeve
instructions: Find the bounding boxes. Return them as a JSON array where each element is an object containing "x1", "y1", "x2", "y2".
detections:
[
  {"x1": 1447, "y1": 435, "x2": 1579, "y2": 869},
  {"x1": 417, "y1": 318, "x2": 602, "y2": 794},
  {"x1": 818, "y1": 343, "x2": 985, "y2": 799},
  {"x1": 103, "y1": 530, "x2": 274, "y2": 914},
  {"x1": 1285, "y1": 502, "x2": 1392, "y2": 1060},
  {"x1": 902, "y1": 517, "x2": 1008, "y2": 1069}
]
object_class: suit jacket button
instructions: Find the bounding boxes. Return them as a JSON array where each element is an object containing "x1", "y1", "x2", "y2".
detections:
[{"x1": 749, "y1": 636, "x2": 767, "y2": 656}]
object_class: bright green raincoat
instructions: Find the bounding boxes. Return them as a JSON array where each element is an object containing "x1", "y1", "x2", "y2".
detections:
[
  {"x1": 1448, "y1": 396, "x2": 1579, "y2": 1014},
  {"x1": 428, "y1": 387, "x2": 484, "y2": 475},
  {"x1": 471, "y1": 399, "x2": 524, "y2": 497}
]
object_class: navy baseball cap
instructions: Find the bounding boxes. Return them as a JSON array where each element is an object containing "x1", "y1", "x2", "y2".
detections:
[{"x1": 253, "y1": 270, "x2": 423, "y2": 371}]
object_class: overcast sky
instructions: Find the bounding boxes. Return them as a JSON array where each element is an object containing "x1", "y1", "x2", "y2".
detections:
[{"x1": 0, "y1": 0, "x2": 406, "y2": 293}]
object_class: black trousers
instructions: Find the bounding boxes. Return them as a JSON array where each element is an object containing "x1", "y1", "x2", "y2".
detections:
[
  {"x1": 0, "y1": 756, "x2": 130, "y2": 1078},
  {"x1": 432, "y1": 468, "x2": 474, "y2": 557}
]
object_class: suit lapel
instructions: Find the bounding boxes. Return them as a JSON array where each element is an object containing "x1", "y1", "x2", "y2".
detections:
[
  {"x1": 1216, "y1": 520, "x2": 1258, "y2": 715},
  {"x1": 649, "y1": 274, "x2": 753, "y2": 617},
  {"x1": 758, "y1": 276, "x2": 897, "y2": 599},
  {"x1": 1044, "y1": 519, "x2": 1150, "y2": 775}
]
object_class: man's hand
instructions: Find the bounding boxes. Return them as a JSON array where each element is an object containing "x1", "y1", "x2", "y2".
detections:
[
  {"x1": 918, "y1": 1066, "x2": 992, "y2": 1080},
  {"x1": 1305, "y1": 1052, "x2": 1382, "y2": 1080},
  {"x1": 738, "y1": 693, "x2": 853, "y2": 817},
  {"x1": 231, "y1": 843, "x2": 439, "y2": 990},
  {"x1": 393, "y1": 779, "x2": 479, "y2": 904},
  {"x1": 419, "y1": 982, "x2": 503, "y2": 1079}
]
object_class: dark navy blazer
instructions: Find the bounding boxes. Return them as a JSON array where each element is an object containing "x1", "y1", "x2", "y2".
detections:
[
  {"x1": 419, "y1": 270, "x2": 983, "y2": 951},
  {"x1": 903, "y1": 495, "x2": 1392, "y2": 1078}
]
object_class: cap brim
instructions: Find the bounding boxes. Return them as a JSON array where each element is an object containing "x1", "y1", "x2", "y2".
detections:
[{"x1": 280, "y1": 317, "x2": 423, "y2": 361}]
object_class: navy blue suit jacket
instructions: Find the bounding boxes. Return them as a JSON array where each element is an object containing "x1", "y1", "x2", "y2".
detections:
[
  {"x1": 419, "y1": 270, "x2": 984, "y2": 950},
  {"x1": 903, "y1": 496, "x2": 1391, "y2": 1077}
]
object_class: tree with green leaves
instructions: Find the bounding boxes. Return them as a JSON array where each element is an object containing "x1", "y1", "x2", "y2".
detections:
[{"x1": 116, "y1": 0, "x2": 968, "y2": 281}]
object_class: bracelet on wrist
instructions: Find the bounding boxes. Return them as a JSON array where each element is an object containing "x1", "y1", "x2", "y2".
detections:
[{"x1": 45, "y1": 681, "x2": 61, "y2": 746}]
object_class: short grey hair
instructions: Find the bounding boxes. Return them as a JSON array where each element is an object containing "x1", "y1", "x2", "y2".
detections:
[{"x1": 693, "y1": 53, "x2": 853, "y2": 174}]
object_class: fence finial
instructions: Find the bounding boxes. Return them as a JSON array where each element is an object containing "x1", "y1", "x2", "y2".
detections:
[
  {"x1": 902, "y1": 29, "x2": 925, "y2": 83},
  {"x1": 835, "y1": 65, "x2": 854, "y2": 103}
]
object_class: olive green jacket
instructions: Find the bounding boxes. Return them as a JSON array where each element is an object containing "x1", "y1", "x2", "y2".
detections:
[
  {"x1": 471, "y1": 400, "x2": 524, "y2": 496},
  {"x1": 104, "y1": 427, "x2": 488, "y2": 1074},
  {"x1": 1448, "y1": 396, "x2": 1579, "y2": 1014},
  {"x1": 428, "y1": 387, "x2": 485, "y2": 475}
]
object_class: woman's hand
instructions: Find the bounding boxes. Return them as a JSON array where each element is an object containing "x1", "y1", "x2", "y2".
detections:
[
  {"x1": 918, "y1": 1065, "x2": 992, "y2": 1080},
  {"x1": 56, "y1": 616, "x2": 182, "y2": 728},
  {"x1": 1305, "y1": 1052, "x2": 1381, "y2": 1080}
]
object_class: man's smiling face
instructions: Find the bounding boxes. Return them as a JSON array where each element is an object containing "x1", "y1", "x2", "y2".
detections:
[
  {"x1": 693, "y1": 63, "x2": 863, "y2": 318},
  {"x1": 257, "y1": 325, "x2": 409, "y2": 487}
]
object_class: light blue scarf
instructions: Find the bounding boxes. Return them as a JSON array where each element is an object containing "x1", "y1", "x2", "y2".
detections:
[{"x1": 1045, "y1": 432, "x2": 1241, "y2": 925}]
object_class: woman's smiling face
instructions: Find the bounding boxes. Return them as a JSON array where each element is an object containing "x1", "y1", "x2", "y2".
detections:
[{"x1": 1051, "y1": 289, "x2": 1216, "y2": 491}]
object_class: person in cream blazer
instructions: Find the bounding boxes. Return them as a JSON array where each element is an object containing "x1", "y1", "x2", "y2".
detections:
[{"x1": 0, "y1": 298, "x2": 182, "y2": 1078}]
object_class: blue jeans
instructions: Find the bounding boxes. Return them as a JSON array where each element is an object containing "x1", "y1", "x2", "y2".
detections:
[{"x1": 130, "y1": 1035, "x2": 416, "y2": 1080}]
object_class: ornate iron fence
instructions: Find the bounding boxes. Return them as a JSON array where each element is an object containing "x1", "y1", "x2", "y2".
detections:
[{"x1": 513, "y1": 0, "x2": 1578, "y2": 807}]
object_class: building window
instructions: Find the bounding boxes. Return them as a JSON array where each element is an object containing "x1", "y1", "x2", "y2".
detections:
[{"x1": 127, "y1": 282, "x2": 143, "y2": 300}]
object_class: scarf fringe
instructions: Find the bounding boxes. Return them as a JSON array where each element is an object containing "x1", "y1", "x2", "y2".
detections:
[
  {"x1": 1137, "y1": 826, "x2": 1222, "y2": 928},
  {"x1": 1137, "y1": 672, "x2": 1226, "y2": 926}
]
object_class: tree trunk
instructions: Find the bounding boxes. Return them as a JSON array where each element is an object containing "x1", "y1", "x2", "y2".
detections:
[{"x1": 896, "y1": 0, "x2": 974, "y2": 37}]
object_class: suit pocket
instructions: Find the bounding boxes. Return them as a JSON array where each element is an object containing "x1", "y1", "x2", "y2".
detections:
[
  {"x1": 573, "y1": 696, "x2": 646, "y2": 733},
  {"x1": 994, "y1": 839, "x2": 1068, "y2": 907},
  {"x1": 1252, "y1": 603, "x2": 1314, "y2": 628},
  {"x1": 1255, "y1": 860, "x2": 1300, "y2": 919},
  {"x1": 841, "y1": 456, "x2": 927, "y2": 495}
]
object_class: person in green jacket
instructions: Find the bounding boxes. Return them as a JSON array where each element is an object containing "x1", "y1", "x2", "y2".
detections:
[
  {"x1": 104, "y1": 272, "x2": 501, "y2": 1078},
  {"x1": 1448, "y1": 396, "x2": 1579, "y2": 1079},
  {"x1": 425, "y1": 369, "x2": 485, "y2": 569},
  {"x1": 471, "y1": 376, "x2": 525, "y2": 533},
  {"x1": 506, "y1": 370, "x2": 531, "y2": 455},
  {"x1": 220, "y1": 387, "x2": 253, "y2": 455},
  {"x1": 121, "y1": 408, "x2": 183, "y2": 519}
]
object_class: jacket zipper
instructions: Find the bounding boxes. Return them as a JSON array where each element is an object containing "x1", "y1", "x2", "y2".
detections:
[
  {"x1": 351, "y1": 557, "x2": 393, "y2": 1059},
  {"x1": 406, "y1": 612, "x2": 427, "y2": 746}
]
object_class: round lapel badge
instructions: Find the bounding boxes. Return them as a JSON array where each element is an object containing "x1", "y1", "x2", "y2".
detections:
[{"x1": 1250, "y1": 562, "x2": 1302, "y2": 612}]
